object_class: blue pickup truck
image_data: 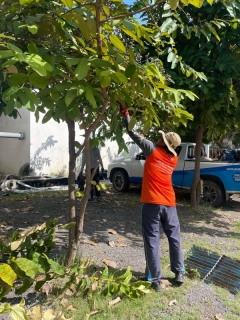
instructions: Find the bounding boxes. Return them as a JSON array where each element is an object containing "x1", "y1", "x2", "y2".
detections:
[{"x1": 108, "y1": 143, "x2": 240, "y2": 206}]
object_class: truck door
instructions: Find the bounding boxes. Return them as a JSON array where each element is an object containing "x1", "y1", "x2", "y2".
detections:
[
  {"x1": 172, "y1": 145, "x2": 185, "y2": 187},
  {"x1": 131, "y1": 152, "x2": 145, "y2": 183},
  {"x1": 181, "y1": 145, "x2": 195, "y2": 188}
]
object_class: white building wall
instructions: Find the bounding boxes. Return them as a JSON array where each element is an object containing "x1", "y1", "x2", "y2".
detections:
[
  {"x1": 0, "y1": 108, "x2": 141, "y2": 178},
  {"x1": 30, "y1": 114, "x2": 70, "y2": 176},
  {"x1": 0, "y1": 107, "x2": 30, "y2": 177}
]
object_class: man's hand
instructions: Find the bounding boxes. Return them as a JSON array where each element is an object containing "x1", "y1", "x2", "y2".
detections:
[{"x1": 118, "y1": 102, "x2": 129, "y2": 117}]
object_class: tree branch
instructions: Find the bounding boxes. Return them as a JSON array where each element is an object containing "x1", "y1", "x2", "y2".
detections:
[{"x1": 101, "y1": 0, "x2": 166, "y2": 23}]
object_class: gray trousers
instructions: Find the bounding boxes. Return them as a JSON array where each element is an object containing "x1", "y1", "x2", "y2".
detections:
[{"x1": 142, "y1": 203, "x2": 184, "y2": 283}]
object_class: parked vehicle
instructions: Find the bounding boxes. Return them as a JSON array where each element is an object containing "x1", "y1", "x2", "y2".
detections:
[{"x1": 107, "y1": 143, "x2": 240, "y2": 206}]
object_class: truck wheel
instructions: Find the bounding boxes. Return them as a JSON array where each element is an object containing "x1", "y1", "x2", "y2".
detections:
[
  {"x1": 201, "y1": 180, "x2": 225, "y2": 207},
  {"x1": 112, "y1": 170, "x2": 130, "y2": 192}
]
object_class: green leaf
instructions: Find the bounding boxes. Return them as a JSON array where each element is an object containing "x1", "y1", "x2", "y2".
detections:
[
  {"x1": 27, "y1": 25, "x2": 38, "y2": 34},
  {"x1": 0, "y1": 264, "x2": 17, "y2": 286},
  {"x1": 85, "y1": 87, "x2": 97, "y2": 108},
  {"x1": 167, "y1": 51, "x2": 175, "y2": 62},
  {"x1": 100, "y1": 75, "x2": 111, "y2": 88},
  {"x1": 29, "y1": 74, "x2": 47, "y2": 89},
  {"x1": 65, "y1": 89, "x2": 77, "y2": 106},
  {"x1": 7, "y1": 43, "x2": 23, "y2": 53},
  {"x1": 205, "y1": 23, "x2": 220, "y2": 41},
  {"x1": 8, "y1": 73, "x2": 27, "y2": 86},
  {"x1": 74, "y1": 58, "x2": 90, "y2": 80},
  {"x1": 8, "y1": 303, "x2": 28, "y2": 320},
  {"x1": 6, "y1": 97, "x2": 15, "y2": 115},
  {"x1": 161, "y1": 18, "x2": 178, "y2": 34},
  {"x1": 128, "y1": 116, "x2": 136, "y2": 131},
  {"x1": 60, "y1": 0, "x2": 73, "y2": 8},
  {"x1": 90, "y1": 58, "x2": 114, "y2": 69},
  {"x1": 42, "y1": 110, "x2": 53, "y2": 124},
  {"x1": 2, "y1": 86, "x2": 19, "y2": 103},
  {"x1": 121, "y1": 26, "x2": 143, "y2": 47},
  {"x1": 114, "y1": 72, "x2": 127, "y2": 84},
  {"x1": 87, "y1": 18, "x2": 96, "y2": 36},
  {"x1": 28, "y1": 40, "x2": 37, "y2": 54},
  {"x1": 0, "y1": 50, "x2": 14, "y2": 59},
  {"x1": 23, "y1": 87, "x2": 40, "y2": 106},
  {"x1": 14, "y1": 258, "x2": 40, "y2": 279},
  {"x1": 0, "y1": 302, "x2": 11, "y2": 313},
  {"x1": 19, "y1": 0, "x2": 32, "y2": 3},
  {"x1": 24, "y1": 54, "x2": 52, "y2": 76},
  {"x1": 68, "y1": 12, "x2": 90, "y2": 41},
  {"x1": 170, "y1": 0, "x2": 179, "y2": 10},
  {"x1": 50, "y1": 89, "x2": 60, "y2": 101},
  {"x1": 125, "y1": 65, "x2": 136, "y2": 78},
  {"x1": 43, "y1": 254, "x2": 65, "y2": 275},
  {"x1": 66, "y1": 58, "x2": 80, "y2": 67},
  {"x1": 55, "y1": 82, "x2": 72, "y2": 91},
  {"x1": 109, "y1": 34, "x2": 126, "y2": 52},
  {"x1": 188, "y1": 0, "x2": 204, "y2": 8}
]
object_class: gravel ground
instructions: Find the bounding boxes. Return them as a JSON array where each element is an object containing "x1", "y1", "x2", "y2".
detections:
[{"x1": 1, "y1": 187, "x2": 240, "y2": 319}]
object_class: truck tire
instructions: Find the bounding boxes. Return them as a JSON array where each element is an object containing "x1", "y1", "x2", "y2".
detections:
[
  {"x1": 112, "y1": 170, "x2": 130, "y2": 192},
  {"x1": 201, "y1": 180, "x2": 225, "y2": 207}
]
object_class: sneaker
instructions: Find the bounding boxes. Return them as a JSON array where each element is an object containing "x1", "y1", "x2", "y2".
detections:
[
  {"x1": 151, "y1": 282, "x2": 162, "y2": 292},
  {"x1": 175, "y1": 271, "x2": 185, "y2": 283},
  {"x1": 138, "y1": 275, "x2": 166, "y2": 281}
]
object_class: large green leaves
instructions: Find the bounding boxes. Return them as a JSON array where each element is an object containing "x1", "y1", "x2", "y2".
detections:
[
  {"x1": 60, "y1": 0, "x2": 73, "y2": 8},
  {"x1": 0, "y1": 264, "x2": 17, "y2": 286},
  {"x1": 109, "y1": 34, "x2": 126, "y2": 52},
  {"x1": 24, "y1": 54, "x2": 53, "y2": 76},
  {"x1": 161, "y1": 18, "x2": 178, "y2": 34},
  {"x1": 74, "y1": 58, "x2": 90, "y2": 80}
]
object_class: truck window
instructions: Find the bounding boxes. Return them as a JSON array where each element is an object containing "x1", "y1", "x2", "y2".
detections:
[
  {"x1": 188, "y1": 145, "x2": 205, "y2": 159},
  {"x1": 188, "y1": 146, "x2": 195, "y2": 159}
]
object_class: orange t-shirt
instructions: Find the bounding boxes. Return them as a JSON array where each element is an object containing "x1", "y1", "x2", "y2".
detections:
[{"x1": 141, "y1": 147, "x2": 178, "y2": 206}]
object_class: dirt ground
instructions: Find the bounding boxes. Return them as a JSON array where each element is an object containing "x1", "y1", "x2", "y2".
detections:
[{"x1": 1, "y1": 186, "x2": 240, "y2": 319}]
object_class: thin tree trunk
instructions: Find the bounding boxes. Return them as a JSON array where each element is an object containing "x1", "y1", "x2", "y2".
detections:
[
  {"x1": 65, "y1": 117, "x2": 77, "y2": 265},
  {"x1": 65, "y1": 0, "x2": 109, "y2": 265},
  {"x1": 190, "y1": 124, "x2": 204, "y2": 208}
]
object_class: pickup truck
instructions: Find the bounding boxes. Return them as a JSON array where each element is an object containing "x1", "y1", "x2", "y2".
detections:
[{"x1": 107, "y1": 143, "x2": 240, "y2": 206}]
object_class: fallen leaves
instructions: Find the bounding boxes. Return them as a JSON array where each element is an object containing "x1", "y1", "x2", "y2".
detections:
[
  {"x1": 85, "y1": 309, "x2": 103, "y2": 319},
  {"x1": 215, "y1": 313, "x2": 224, "y2": 320},
  {"x1": 102, "y1": 258, "x2": 117, "y2": 268},
  {"x1": 21, "y1": 206, "x2": 34, "y2": 213},
  {"x1": 109, "y1": 297, "x2": 121, "y2": 307},
  {"x1": 108, "y1": 241, "x2": 115, "y2": 247},
  {"x1": 116, "y1": 243, "x2": 127, "y2": 247},
  {"x1": 160, "y1": 279, "x2": 172, "y2": 289},
  {"x1": 82, "y1": 239, "x2": 98, "y2": 246},
  {"x1": 168, "y1": 299, "x2": 177, "y2": 306},
  {"x1": 107, "y1": 229, "x2": 117, "y2": 235}
]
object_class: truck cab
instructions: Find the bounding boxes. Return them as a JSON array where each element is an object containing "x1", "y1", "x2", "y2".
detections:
[{"x1": 108, "y1": 143, "x2": 240, "y2": 206}]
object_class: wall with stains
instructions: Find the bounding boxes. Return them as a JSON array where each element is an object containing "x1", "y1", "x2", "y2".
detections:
[
  {"x1": 0, "y1": 108, "x2": 30, "y2": 177},
  {"x1": 0, "y1": 109, "x2": 140, "y2": 178}
]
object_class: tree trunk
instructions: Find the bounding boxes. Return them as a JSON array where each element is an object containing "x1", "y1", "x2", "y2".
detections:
[
  {"x1": 190, "y1": 124, "x2": 204, "y2": 208},
  {"x1": 65, "y1": 0, "x2": 109, "y2": 266},
  {"x1": 65, "y1": 117, "x2": 78, "y2": 265}
]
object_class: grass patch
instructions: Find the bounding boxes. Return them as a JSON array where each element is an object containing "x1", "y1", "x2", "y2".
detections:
[
  {"x1": 52, "y1": 278, "x2": 200, "y2": 320},
  {"x1": 214, "y1": 287, "x2": 240, "y2": 319}
]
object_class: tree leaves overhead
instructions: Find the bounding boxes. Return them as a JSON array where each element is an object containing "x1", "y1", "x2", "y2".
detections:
[{"x1": 0, "y1": 0, "x2": 209, "y2": 138}]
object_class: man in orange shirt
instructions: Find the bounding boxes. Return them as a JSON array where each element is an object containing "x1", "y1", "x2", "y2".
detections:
[{"x1": 119, "y1": 104, "x2": 184, "y2": 291}]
